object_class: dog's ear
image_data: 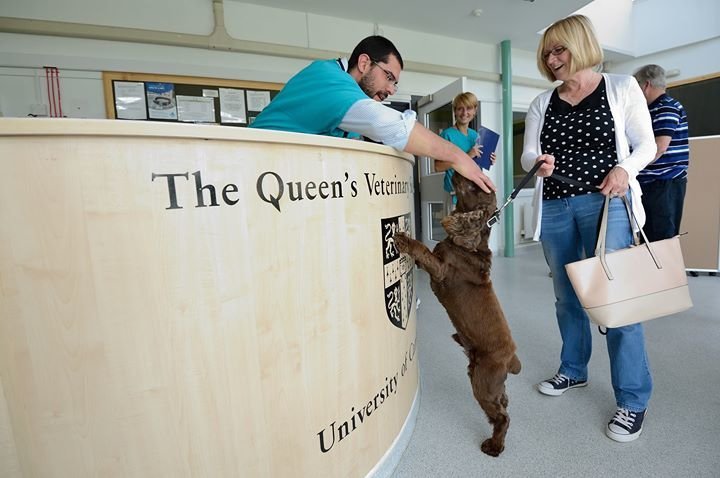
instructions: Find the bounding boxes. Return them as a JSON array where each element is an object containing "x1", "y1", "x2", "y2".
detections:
[{"x1": 442, "y1": 209, "x2": 487, "y2": 251}]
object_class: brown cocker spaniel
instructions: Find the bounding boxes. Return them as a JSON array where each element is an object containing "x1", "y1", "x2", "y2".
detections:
[{"x1": 394, "y1": 173, "x2": 521, "y2": 457}]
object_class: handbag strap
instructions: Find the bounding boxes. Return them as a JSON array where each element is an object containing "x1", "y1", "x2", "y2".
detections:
[{"x1": 595, "y1": 195, "x2": 663, "y2": 280}]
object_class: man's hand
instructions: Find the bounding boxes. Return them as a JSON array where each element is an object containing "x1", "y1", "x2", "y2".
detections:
[{"x1": 454, "y1": 154, "x2": 495, "y2": 193}]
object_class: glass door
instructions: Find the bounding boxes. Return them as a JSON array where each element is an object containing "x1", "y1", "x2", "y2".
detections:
[{"x1": 417, "y1": 77, "x2": 466, "y2": 248}]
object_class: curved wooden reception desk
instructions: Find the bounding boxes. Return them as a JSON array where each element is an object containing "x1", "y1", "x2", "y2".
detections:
[{"x1": 0, "y1": 119, "x2": 418, "y2": 477}]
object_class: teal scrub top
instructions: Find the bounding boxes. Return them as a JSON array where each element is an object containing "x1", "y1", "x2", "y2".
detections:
[
  {"x1": 440, "y1": 126, "x2": 479, "y2": 197},
  {"x1": 250, "y1": 59, "x2": 367, "y2": 139}
]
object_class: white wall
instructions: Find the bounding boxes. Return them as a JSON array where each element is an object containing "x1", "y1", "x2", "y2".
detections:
[
  {"x1": 577, "y1": 0, "x2": 719, "y2": 58},
  {"x1": 576, "y1": 0, "x2": 635, "y2": 56},
  {"x1": 605, "y1": 36, "x2": 720, "y2": 83},
  {"x1": 631, "y1": 0, "x2": 719, "y2": 57},
  {"x1": 0, "y1": 32, "x2": 315, "y2": 118},
  {"x1": 0, "y1": 65, "x2": 105, "y2": 119}
]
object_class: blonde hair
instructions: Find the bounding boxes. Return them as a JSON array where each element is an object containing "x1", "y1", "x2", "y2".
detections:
[
  {"x1": 537, "y1": 15, "x2": 603, "y2": 82},
  {"x1": 452, "y1": 92, "x2": 478, "y2": 110}
]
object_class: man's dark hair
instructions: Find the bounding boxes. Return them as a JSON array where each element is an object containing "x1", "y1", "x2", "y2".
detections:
[{"x1": 348, "y1": 36, "x2": 403, "y2": 70}]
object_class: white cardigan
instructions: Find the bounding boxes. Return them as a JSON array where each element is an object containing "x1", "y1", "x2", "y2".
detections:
[{"x1": 520, "y1": 73, "x2": 655, "y2": 241}]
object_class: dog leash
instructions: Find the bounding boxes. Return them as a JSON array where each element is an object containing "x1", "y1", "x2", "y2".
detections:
[
  {"x1": 486, "y1": 160, "x2": 544, "y2": 228},
  {"x1": 486, "y1": 160, "x2": 600, "y2": 228}
]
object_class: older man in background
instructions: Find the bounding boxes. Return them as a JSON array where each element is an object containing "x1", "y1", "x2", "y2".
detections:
[{"x1": 634, "y1": 64, "x2": 689, "y2": 241}]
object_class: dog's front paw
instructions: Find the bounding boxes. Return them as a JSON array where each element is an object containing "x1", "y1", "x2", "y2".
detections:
[{"x1": 393, "y1": 232, "x2": 411, "y2": 254}]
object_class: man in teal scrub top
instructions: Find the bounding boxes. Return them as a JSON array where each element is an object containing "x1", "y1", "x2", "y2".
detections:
[{"x1": 250, "y1": 36, "x2": 495, "y2": 193}]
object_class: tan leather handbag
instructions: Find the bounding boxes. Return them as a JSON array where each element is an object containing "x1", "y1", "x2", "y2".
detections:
[{"x1": 565, "y1": 195, "x2": 692, "y2": 328}]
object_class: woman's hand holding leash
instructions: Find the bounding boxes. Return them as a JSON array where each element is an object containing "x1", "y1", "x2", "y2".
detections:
[{"x1": 535, "y1": 154, "x2": 555, "y2": 177}]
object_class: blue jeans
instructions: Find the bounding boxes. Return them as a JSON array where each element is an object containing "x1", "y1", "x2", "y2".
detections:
[{"x1": 540, "y1": 193, "x2": 652, "y2": 412}]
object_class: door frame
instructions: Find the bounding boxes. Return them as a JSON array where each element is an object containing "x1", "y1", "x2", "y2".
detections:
[{"x1": 416, "y1": 77, "x2": 467, "y2": 248}]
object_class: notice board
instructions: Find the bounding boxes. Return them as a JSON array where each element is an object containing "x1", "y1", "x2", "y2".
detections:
[{"x1": 103, "y1": 72, "x2": 283, "y2": 126}]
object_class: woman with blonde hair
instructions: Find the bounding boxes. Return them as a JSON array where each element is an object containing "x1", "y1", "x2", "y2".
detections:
[
  {"x1": 437, "y1": 92, "x2": 495, "y2": 210},
  {"x1": 521, "y1": 15, "x2": 656, "y2": 442}
]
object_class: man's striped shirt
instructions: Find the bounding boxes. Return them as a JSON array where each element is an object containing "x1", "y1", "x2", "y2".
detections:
[{"x1": 638, "y1": 93, "x2": 689, "y2": 183}]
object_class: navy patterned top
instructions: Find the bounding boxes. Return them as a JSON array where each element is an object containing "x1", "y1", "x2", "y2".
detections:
[
  {"x1": 637, "y1": 93, "x2": 689, "y2": 183},
  {"x1": 541, "y1": 77, "x2": 617, "y2": 200}
]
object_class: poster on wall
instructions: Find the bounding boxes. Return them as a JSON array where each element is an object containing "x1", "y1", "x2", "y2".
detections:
[
  {"x1": 113, "y1": 81, "x2": 147, "y2": 120},
  {"x1": 146, "y1": 82, "x2": 177, "y2": 120},
  {"x1": 176, "y1": 95, "x2": 215, "y2": 123},
  {"x1": 246, "y1": 90, "x2": 271, "y2": 112},
  {"x1": 219, "y1": 88, "x2": 247, "y2": 124}
]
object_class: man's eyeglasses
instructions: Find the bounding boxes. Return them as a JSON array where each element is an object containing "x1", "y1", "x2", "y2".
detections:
[
  {"x1": 371, "y1": 59, "x2": 398, "y2": 92},
  {"x1": 542, "y1": 45, "x2": 567, "y2": 61}
]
